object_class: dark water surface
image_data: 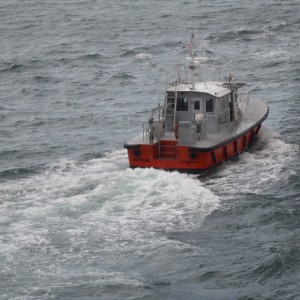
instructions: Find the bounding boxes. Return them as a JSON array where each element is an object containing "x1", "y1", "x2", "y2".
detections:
[{"x1": 0, "y1": 0, "x2": 299, "y2": 299}]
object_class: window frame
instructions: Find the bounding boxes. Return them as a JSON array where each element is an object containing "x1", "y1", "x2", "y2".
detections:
[
  {"x1": 206, "y1": 97, "x2": 214, "y2": 113},
  {"x1": 177, "y1": 97, "x2": 189, "y2": 111},
  {"x1": 194, "y1": 100, "x2": 200, "y2": 110}
]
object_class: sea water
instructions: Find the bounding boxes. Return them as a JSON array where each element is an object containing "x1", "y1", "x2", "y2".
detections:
[{"x1": 0, "y1": 0, "x2": 299, "y2": 299}]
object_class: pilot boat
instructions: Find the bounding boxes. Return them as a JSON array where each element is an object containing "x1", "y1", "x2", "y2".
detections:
[{"x1": 124, "y1": 35, "x2": 269, "y2": 173}]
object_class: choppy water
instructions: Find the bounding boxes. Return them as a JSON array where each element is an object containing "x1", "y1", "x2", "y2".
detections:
[{"x1": 0, "y1": 0, "x2": 299, "y2": 299}]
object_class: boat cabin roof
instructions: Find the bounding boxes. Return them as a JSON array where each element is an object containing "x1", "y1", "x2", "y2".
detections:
[{"x1": 167, "y1": 81, "x2": 231, "y2": 97}]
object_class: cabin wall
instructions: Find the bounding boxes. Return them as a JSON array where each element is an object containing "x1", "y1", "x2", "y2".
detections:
[
  {"x1": 175, "y1": 92, "x2": 217, "y2": 133},
  {"x1": 175, "y1": 92, "x2": 211, "y2": 123},
  {"x1": 215, "y1": 94, "x2": 231, "y2": 131},
  {"x1": 234, "y1": 92, "x2": 241, "y2": 120},
  {"x1": 175, "y1": 92, "x2": 205, "y2": 123},
  {"x1": 204, "y1": 95, "x2": 218, "y2": 134},
  {"x1": 173, "y1": 91, "x2": 232, "y2": 135}
]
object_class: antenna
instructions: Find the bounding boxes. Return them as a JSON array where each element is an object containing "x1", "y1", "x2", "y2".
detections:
[
  {"x1": 187, "y1": 34, "x2": 209, "y2": 89},
  {"x1": 188, "y1": 34, "x2": 196, "y2": 89}
]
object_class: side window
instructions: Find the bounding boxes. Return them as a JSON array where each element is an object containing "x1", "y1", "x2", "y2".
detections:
[
  {"x1": 206, "y1": 98, "x2": 214, "y2": 113},
  {"x1": 194, "y1": 100, "x2": 200, "y2": 110},
  {"x1": 177, "y1": 97, "x2": 188, "y2": 111}
]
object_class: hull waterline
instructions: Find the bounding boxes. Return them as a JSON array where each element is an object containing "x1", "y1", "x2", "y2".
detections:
[{"x1": 124, "y1": 112, "x2": 267, "y2": 173}]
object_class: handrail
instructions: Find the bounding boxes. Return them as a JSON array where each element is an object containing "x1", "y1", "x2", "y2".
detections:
[
  {"x1": 142, "y1": 103, "x2": 165, "y2": 143},
  {"x1": 142, "y1": 119, "x2": 165, "y2": 143}
]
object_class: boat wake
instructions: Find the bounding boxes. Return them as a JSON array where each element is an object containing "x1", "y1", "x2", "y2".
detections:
[
  {"x1": 0, "y1": 149, "x2": 219, "y2": 283},
  {"x1": 1, "y1": 127, "x2": 297, "y2": 233},
  {"x1": 0, "y1": 128, "x2": 298, "y2": 298},
  {"x1": 0, "y1": 150, "x2": 219, "y2": 229},
  {"x1": 201, "y1": 127, "x2": 299, "y2": 197}
]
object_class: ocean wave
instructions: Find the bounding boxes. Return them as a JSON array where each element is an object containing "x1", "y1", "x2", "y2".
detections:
[
  {"x1": 78, "y1": 53, "x2": 107, "y2": 61},
  {"x1": 158, "y1": 40, "x2": 184, "y2": 48},
  {"x1": 259, "y1": 208, "x2": 300, "y2": 227},
  {"x1": 254, "y1": 49, "x2": 289, "y2": 59},
  {"x1": 0, "y1": 63, "x2": 23, "y2": 72},
  {"x1": 33, "y1": 75, "x2": 57, "y2": 83},
  {"x1": 120, "y1": 40, "x2": 183, "y2": 57},
  {"x1": 120, "y1": 47, "x2": 150, "y2": 57},
  {"x1": 235, "y1": 27, "x2": 262, "y2": 35},
  {"x1": 111, "y1": 72, "x2": 136, "y2": 80},
  {"x1": 206, "y1": 31, "x2": 237, "y2": 42},
  {"x1": 206, "y1": 27, "x2": 280, "y2": 43},
  {"x1": 0, "y1": 0, "x2": 298, "y2": 298},
  {"x1": 79, "y1": 152, "x2": 105, "y2": 161},
  {"x1": 0, "y1": 59, "x2": 43, "y2": 73},
  {"x1": 0, "y1": 149, "x2": 20, "y2": 158},
  {"x1": 262, "y1": 61, "x2": 286, "y2": 68},
  {"x1": 160, "y1": 14, "x2": 172, "y2": 18},
  {"x1": 0, "y1": 167, "x2": 38, "y2": 180},
  {"x1": 135, "y1": 53, "x2": 153, "y2": 61},
  {"x1": 262, "y1": 22, "x2": 292, "y2": 32},
  {"x1": 0, "y1": 149, "x2": 220, "y2": 297},
  {"x1": 251, "y1": 247, "x2": 300, "y2": 281},
  {"x1": 201, "y1": 127, "x2": 299, "y2": 196},
  {"x1": 0, "y1": 148, "x2": 219, "y2": 235},
  {"x1": 53, "y1": 53, "x2": 108, "y2": 64}
]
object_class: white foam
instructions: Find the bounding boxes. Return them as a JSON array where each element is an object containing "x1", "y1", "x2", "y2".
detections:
[
  {"x1": 1, "y1": 129, "x2": 297, "y2": 293},
  {"x1": 4, "y1": 128, "x2": 295, "y2": 265},
  {"x1": 94, "y1": 167, "x2": 219, "y2": 230},
  {"x1": 0, "y1": 149, "x2": 220, "y2": 262},
  {"x1": 135, "y1": 53, "x2": 153, "y2": 61},
  {"x1": 203, "y1": 127, "x2": 299, "y2": 196},
  {"x1": 253, "y1": 48, "x2": 289, "y2": 60}
]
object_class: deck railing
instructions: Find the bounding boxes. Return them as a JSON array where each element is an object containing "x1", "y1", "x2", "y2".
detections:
[
  {"x1": 238, "y1": 88, "x2": 249, "y2": 111},
  {"x1": 142, "y1": 103, "x2": 165, "y2": 143},
  {"x1": 142, "y1": 119, "x2": 165, "y2": 143}
]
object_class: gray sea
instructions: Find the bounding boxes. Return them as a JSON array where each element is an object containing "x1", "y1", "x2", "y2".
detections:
[{"x1": 0, "y1": 0, "x2": 299, "y2": 299}]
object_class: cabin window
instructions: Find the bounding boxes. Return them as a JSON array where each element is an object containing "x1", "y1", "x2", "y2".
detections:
[
  {"x1": 206, "y1": 98, "x2": 214, "y2": 112},
  {"x1": 194, "y1": 100, "x2": 200, "y2": 110},
  {"x1": 177, "y1": 97, "x2": 188, "y2": 111}
]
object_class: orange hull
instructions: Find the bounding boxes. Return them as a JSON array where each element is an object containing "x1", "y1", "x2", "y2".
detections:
[{"x1": 124, "y1": 124, "x2": 262, "y2": 173}]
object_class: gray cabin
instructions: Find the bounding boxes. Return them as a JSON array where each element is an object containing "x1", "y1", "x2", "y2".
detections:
[{"x1": 164, "y1": 81, "x2": 243, "y2": 145}]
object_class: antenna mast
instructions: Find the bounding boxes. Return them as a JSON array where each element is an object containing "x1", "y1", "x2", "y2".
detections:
[{"x1": 188, "y1": 33, "x2": 197, "y2": 89}]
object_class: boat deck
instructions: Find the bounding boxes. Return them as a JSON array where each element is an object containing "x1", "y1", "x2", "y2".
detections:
[{"x1": 126, "y1": 98, "x2": 268, "y2": 149}]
